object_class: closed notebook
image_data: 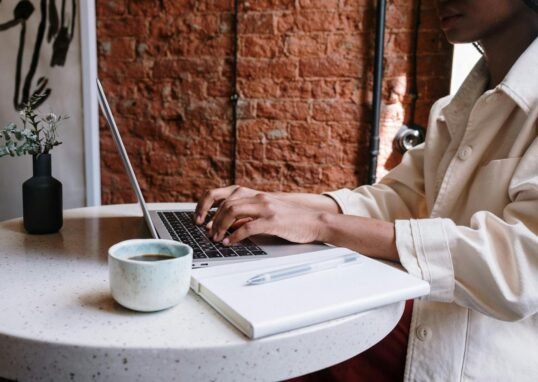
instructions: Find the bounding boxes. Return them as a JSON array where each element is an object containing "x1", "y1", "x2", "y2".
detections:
[{"x1": 190, "y1": 247, "x2": 430, "y2": 339}]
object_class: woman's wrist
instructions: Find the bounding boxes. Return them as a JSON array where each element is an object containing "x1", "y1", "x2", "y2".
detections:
[
  {"x1": 273, "y1": 192, "x2": 341, "y2": 214},
  {"x1": 315, "y1": 212, "x2": 400, "y2": 263}
]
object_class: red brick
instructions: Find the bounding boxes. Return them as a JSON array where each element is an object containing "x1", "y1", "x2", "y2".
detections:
[
  {"x1": 281, "y1": 79, "x2": 340, "y2": 99},
  {"x1": 238, "y1": 78, "x2": 280, "y2": 98},
  {"x1": 421, "y1": 7, "x2": 442, "y2": 30},
  {"x1": 342, "y1": 142, "x2": 360, "y2": 164},
  {"x1": 310, "y1": 79, "x2": 338, "y2": 99},
  {"x1": 385, "y1": 3, "x2": 413, "y2": 30},
  {"x1": 328, "y1": 33, "x2": 364, "y2": 57},
  {"x1": 237, "y1": 99, "x2": 257, "y2": 119},
  {"x1": 339, "y1": 0, "x2": 370, "y2": 9},
  {"x1": 384, "y1": 56, "x2": 412, "y2": 77},
  {"x1": 286, "y1": 34, "x2": 327, "y2": 57},
  {"x1": 207, "y1": 78, "x2": 231, "y2": 98},
  {"x1": 338, "y1": 11, "x2": 367, "y2": 33},
  {"x1": 241, "y1": 0, "x2": 295, "y2": 12},
  {"x1": 162, "y1": 0, "x2": 192, "y2": 14},
  {"x1": 413, "y1": 103, "x2": 434, "y2": 127},
  {"x1": 153, "y1": 59, "x2": 221, "y2": 79},
  {"x1": 418, "y1": 31, "x2": 448, "y2": 54},
  {"x1": 298, "y1": 0, "x2": 339, "y2": 10},
  {"x1": 289, "y1": 121, "x2": 330, "y2": 142},
  {"x1": 239, "y1": 59, "x2": 298, "y2": 80},
  {"x1": 265, "y1": 141, "x2": 340, "y2": 165},
  {"x1": 238, "y1": 119, "x2": 287, "y2": 140},
  {"x1": 336, "y1": 79, "x2": 360, "y2": 102},
  {"x1": 386, "y1": 30, "x2": 413, "y2": 55},
  {"x1": 321, "y1": 165, "x2": 361, "y2": 188},
  {"x1": 277, "y1": 11, "x2": 339, "y2": 33},
  {"x1": 99, "y1": 60, "x2": 150, "y2": 80},
  {"x1": 237, "y1": 141, "x2": 265, "y2": 161},
  {"x1": 240, "y1": 35, "x2": 283, "y2": 58},
  {"x1": 99, "y1": 37, "x2": 136, "y2": 60},
  {"x1": 312, "y1": 101, "x2": 359, "y2": 122},
  {"x1": 300, "y1": 57, "x2": 361, "y2": 78},
  {"x1": 279, "y1": 80, "x2": 313, "y2": 99},
  {"x1": 257, "y1": 100, "x2": 310, "y2": 120},
  {"x1": 416, "y1": 53, "x2": 453, "y2": 76},
  {"x1": 97, "y1": 17, "x2": 148, "y2": 38},
  {"x1": 195, "y1": 120, "x2": 232, "y2": 140},
  {"x1": 96, "y1": 0, "x2": 127, "y2": 17},
  {"x1": 239, "y1": 13, "x2": 274, "y2": 34},
  {"x1": 170, "y1": 34, "x2": 232, "y2": 57},
  {"x1": 237, "y1": 162, "x2": 284, "y2": 183},
  {"x1": 128, "y1": 1, "x2": 162, "y2": 16},
  {"x1": 196, "y1": 0, "x2": 233, "y2": 12},
  {"x1": 177, "y1": 14, "x2": 222, "y2": 35},
  {"x1": 328, "y1": 121, "x2": 362, "y2": 143},
  {"x1": 283, "y1": 163, "x2": 323, "y2": 187},
  {"x1": 186, "y1": 99, "x2": 231, "y2": 121},
  {"x1": 419, "y1": 77, "x2": 451, "y2": 101}
]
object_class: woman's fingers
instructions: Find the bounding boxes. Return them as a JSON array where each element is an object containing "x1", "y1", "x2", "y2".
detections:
[
  {"x1": 194, "y1": 185, "x2": 239, "y2": 225},
  {"x1": 210, "y1": 196, "x2": 267, "y2": 241},
  {"x1": 223, "y1": 220, "x2": 266, "y2": 246},
  {"x1": 230, "y1": 217, "x2": 253, "y2": 230}
]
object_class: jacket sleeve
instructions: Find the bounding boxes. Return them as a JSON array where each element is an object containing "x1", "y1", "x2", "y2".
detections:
[
  {"x1": 396, "y1": 136, "x2": 538, "y2": 322},
  {"x1": 323, "y1": 142, "x2": 428, "y2": 221}
]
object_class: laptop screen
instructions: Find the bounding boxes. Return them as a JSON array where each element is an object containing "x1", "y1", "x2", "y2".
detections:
[{"x1": 96, "y1": 78, "x2": 158, "y2": 238}]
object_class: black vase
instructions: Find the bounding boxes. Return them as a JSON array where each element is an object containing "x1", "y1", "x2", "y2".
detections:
[{"x1": 22, "y1": 154, "x2": 63, "y2": 234}]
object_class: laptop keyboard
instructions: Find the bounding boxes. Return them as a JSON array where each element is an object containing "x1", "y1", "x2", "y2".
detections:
[{"x1": 158, "y1": 211, "x2": 268, "y2": 260}]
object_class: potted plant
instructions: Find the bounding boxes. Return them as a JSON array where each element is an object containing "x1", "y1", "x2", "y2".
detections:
[{"x1": 0, "y1": 94, "x2": 68, "y2": 234}]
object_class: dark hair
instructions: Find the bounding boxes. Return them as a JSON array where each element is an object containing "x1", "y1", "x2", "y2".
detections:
[{"x1": 523, "y1": 0, "x2": 538, "y2": 12}]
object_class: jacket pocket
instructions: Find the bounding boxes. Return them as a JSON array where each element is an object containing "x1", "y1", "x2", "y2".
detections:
[{"x1": 463, "y1": 157, "x2": 521, "y2": 219}]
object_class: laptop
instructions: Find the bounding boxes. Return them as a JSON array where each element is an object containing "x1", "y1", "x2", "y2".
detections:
[{"x1": 96, "y1": 79, "x2": 328, "y2": 268}]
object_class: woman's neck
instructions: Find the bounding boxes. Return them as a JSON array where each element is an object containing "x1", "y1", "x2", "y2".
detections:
[{"x1": 480, "y1": 17, "x2": 538, "y2": 89}]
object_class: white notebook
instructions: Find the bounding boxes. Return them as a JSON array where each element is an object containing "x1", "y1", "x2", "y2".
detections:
[{"x1": 190, "y1": 247, "x2": 430, "y2": 339}]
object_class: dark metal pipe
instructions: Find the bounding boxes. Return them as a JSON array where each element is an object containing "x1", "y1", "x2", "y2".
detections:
[
  {"x1": 367, "y1": 0, "x2": 386, "y2": 185},
  {"x1": 230, "y1": 0, "x2": 239, "y2": 185}
]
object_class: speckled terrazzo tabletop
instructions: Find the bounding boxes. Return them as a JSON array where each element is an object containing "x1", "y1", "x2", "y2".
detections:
[{"x1": 0, "y1": 203, "x2": 404, "y2": 382}]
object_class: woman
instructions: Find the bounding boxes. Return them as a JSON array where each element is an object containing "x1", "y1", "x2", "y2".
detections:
[{"x1": 195, "y1": 0, "x2": 538, "y2": 380}]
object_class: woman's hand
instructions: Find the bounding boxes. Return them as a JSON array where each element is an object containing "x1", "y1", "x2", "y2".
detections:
[
  {"x1": 207, "y1": 192, "x2": 325, "y2": 245},
  {"x1": 195, "y1": 185, "x2": 341, "y2": 227},
  {"x1": 194, "y1": 185, "x2": 263, "y2": 226},
  {"x1": 194, "y1": 185, "x2": 399, "y2": 262}
]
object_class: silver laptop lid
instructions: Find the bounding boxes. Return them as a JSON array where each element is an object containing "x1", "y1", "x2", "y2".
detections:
[{"x1": 96, "y1": 78, "x2": 158, "y2": 238}]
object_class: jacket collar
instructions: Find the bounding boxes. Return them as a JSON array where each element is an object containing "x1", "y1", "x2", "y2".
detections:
[
  {"x1": 498, "y1": 36, "x2": 538, "y2": 113},
  {"x1": 440, "y1": 36, "x2": 538, "y2": 137},
  {"x1": 440, "y1": 59, "x2": 489, "y2": 139}
]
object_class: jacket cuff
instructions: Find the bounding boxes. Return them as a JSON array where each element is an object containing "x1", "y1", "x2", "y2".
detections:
[
  {"x1": 395, "y1": 218, "x2": 455, "y2": 302},
  {"x1": 322, "y1": 189, "x2": 370, "y2": 216}
]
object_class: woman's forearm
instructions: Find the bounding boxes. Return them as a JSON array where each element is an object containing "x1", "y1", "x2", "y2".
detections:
[
  {"x1": 273, "y1": 192, "x2": 342, "y2": 214},
  {"x1": 317, "y1": 212, "x2": 400, "y2": 263},
  {"x1": 268, "y1": 193, "x2": 398, "y2": 261}
]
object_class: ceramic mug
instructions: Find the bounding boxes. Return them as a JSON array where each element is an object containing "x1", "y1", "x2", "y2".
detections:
[{"x1": 108, "y1": 239, "x2": 193, "y2": 312}]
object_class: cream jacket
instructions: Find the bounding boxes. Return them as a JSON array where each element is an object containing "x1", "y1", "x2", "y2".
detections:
[{"x1": 326, "y1": 38, "x2": 538, "y2": 381}]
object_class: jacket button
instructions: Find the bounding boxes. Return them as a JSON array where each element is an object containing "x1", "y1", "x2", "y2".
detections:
[
  {"x1": 458, "y1": 145, "x2": 472, "y2": 160},
  {"x1": 416, "y1": 325, "x2": 432, "y2": 341}
]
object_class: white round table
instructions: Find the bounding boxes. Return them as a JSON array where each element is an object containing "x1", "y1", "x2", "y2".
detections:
[{"x1": 0, "y1": 204, "x2": 404, "y2": 382}]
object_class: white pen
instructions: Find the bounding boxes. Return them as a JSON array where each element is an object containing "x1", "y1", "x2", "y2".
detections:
[{"x1": 245, "y1": 253, "x2": 361, "y2": 285}]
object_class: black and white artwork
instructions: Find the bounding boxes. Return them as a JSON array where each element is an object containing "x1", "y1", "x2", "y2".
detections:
[
  {"x1": 0, "y1": 0, "x2": 88, "y2": 221},
  {"x1": 0, "y1": 0, "x2": 77, "y2": 110}
]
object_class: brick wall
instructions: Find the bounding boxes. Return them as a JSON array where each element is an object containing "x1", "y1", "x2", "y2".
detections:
[{"x1": 97, "y1": 0, "x2": 452, "y2": 204}]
